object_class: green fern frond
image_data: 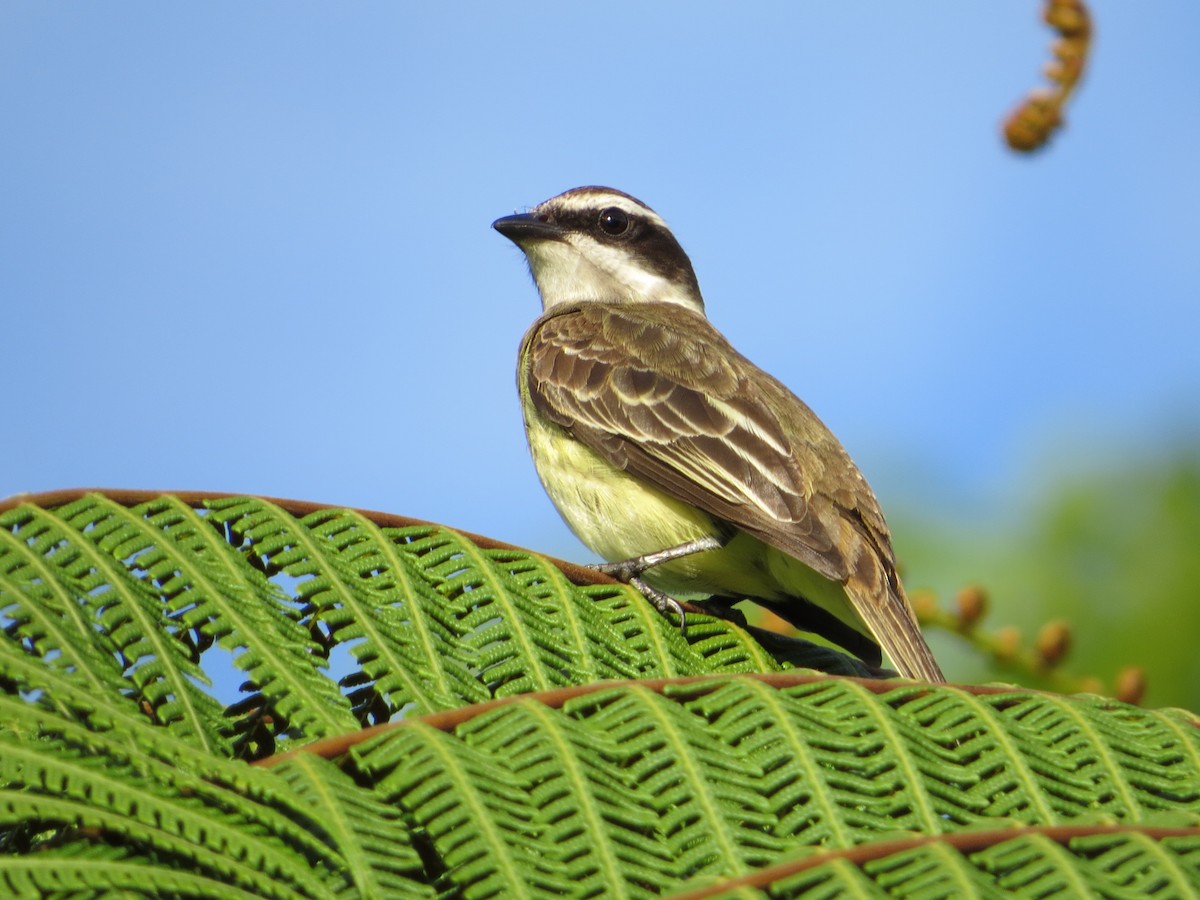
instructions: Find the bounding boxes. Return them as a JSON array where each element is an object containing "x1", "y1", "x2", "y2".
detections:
[
  {"x1": 0, "y1": 844, "x2": 272, "y2": 899},
  {"x1": 357, "y1": 720, "x2": 577, "y2": 897},
  {"x1": 202, "y1": 495, "x2": 796, "y2": 718},
  {"x1": 271, "y1": 752, "x2": 432, "y2": 898},
  {"x1": 0, "y1": 687, "x2": 437, "y2": 897},
  {"x1": 346, "y1": 677, "x2": 1200, "y2": 895},
  {"x1": 405, "y1": 523, "x2": 627, "y2": 696},
  {"x1": 213, "y1": 498, "x2": 493, "y2": 715},
  {"x1": 892, "y1": 685, "x2": 1200, "y2": 820},
  {"x1": 674, "y1": 677, "x2": 963, "y2": 843},
  {"x1": 4, "y1": 490, "x2": 1200, "y2": 897},
  {"x1": 1, "y1": 496, "x2": 359, "y2": 751},
  {"x1": 1, "y1": 500, "x2": 224, "y2": 746},
  {"x1": 0, "y1": 739, "x2": 325, "y2": 897},
  {"x1": 863, "y1": 838, "x2": 996, "y2": 896},
  {"x1": 944, "y1": 828, "x2": 1200, "y2": 898},
  {"x1": 463, "y1": 697, "x2": 679, "y2": 894},
  {"x1": 0, "y1": 492, "x2": 800, "y2": 759},
  {"x1": 1059, "y1": 828, "x2": 1200, "y2": 894},
  {"x1": 0, "y1": 697, "x2": 384, "y2": 897}
]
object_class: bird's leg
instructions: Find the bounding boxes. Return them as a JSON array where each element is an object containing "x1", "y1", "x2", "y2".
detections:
[
  {"x1": 591, "y1": 535, "x2": 727, "y2": 635},
  {"x1": 592, "y1": 535, "x2": 725, "y2": 581}
]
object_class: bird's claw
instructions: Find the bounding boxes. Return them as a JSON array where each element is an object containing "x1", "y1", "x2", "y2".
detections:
[
  {"x1": 590, "y1": 560, "x2": 688, "y2": 635},
  {"x1": 630, "y1": 577, "x2": 688, "y2": 637}
]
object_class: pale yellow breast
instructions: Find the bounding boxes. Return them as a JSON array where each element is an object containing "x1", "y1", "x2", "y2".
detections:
[
  {"x1": 524, "y1": 412, "x2": 714, "y2": 563},
  {"x1": 524, "y1": 411, "x2": 871, "y2": 638}
]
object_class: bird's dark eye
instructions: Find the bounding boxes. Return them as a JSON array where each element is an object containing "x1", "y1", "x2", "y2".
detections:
[{"x1": 597, "y1": 207, "x2": 630, "y2": 236}]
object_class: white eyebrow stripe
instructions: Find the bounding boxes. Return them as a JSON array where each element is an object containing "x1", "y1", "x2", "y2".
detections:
[{"x1": 542, "y1": 188, "x2": 671, "y2": 232}]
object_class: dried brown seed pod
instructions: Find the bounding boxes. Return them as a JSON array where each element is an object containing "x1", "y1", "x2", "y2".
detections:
[{"x1": 1003, "y1": 0, "x2": 1092, "y2": 152}]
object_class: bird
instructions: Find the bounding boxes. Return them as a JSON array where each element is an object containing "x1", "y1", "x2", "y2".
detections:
[{"x1": 493, "y1": 186, "x2": 944, "y2": 682}]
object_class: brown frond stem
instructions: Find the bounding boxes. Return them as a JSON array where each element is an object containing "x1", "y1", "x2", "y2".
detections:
[
  {"x1": 667, "y1": 822, "x2": 1200, "y2": 899},
  {"x1": 0, "y1": 486, "x2": 613, "y2": 590},
  {"x1": 253, "y1": 669, "x2": 1147, "y2": 769}
]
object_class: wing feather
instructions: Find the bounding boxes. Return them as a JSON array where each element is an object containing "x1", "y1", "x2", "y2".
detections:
[{"x1": 523, "y1": 303, "x2": 895, "y2": 583}]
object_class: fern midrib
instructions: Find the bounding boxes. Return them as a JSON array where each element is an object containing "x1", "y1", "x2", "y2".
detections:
[
  {"x1": 925, "y1": 839, "x2": 987, "y2": 894},
  {"x1": 1030, "y1": 833, "x2": 1100, "y2": 895},
  {"x1": 264, "y1": 508, "x2": 440, "y2": 710},
  {"x1": 0, "y1": 693, "x2": 344, "y2": 870},
  {"x1": 1052, "y1": 700, "x2": 1142, "y2": 814},
  {"x1": 280, "y1": 753, "x2": 380, "y2": 898},
  {"x1": 0, "y1": 645, "x2": 226, "y2": 769},
  {"x1": 351, "y1": 512, "x2": 485, "y2": 706},
  {"x1": 637, "y1": 686, "x2": 750, "y2": 876},
  {"x1": 844, "y1": 682, "x2": 945, "y2": 832},
  {"x1": 157, "y1": 497, "x2": 355, "y2": 735},
  {"x1": 516, "y1": 560, "x2": 606, "y2": 682},
  {"x1": 1159, "y1": 712, "x2": 1200, "y2": 798},
  {"x1": 954, "y1": 689, "x2": 1060, "y2": 823},
  {"x1": 617, "y1": 587, "x2": 691, "y2": 678},
  {"x1": 4, "y1": 856, "x2": 276, "y2": 900},
  {"x1": 1120, "y1": 828, "x2": 1200, "y2": 893},
  {"x1": 741, "y1": 678, "x2": 857, "y2": 848},
  {"x1": 441, "y1": 531, "x2": 561, "y2": 692},
  {"x1": 744, "y1": 631, "x2": 785, "y2": 673},
  {"x1": 522, "y1": 701, "x2": 633, "y2": 896},
  {"x1": 41, "y1": 504, "x2": 216, "y2": 748},
  {"x1": 0, "y1": 524, "x2": 120, "y2": 696},
  {"x1": 407, "y1": 722, "x2": 534, "y2": 891}
]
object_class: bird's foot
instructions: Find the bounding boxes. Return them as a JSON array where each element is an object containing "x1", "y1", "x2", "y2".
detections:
[
  {"x1": 589, "y1": 561, "x2": 690, "y2": 634},
  {"x1": 588, "y1": 563, "x2": 688, "y2": 632},
  {"x1": 588, "y1": 535, "x2": 727, "y2": 638}
]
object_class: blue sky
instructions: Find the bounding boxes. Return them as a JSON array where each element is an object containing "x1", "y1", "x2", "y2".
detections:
[{"x1": 3, "y1": 3, "x2": 1198, "y2": 566}]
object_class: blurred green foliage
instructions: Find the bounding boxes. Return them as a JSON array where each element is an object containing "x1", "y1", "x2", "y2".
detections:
[{"x1": 897, "y1": 447, "x2": 1200, "y2": 712}]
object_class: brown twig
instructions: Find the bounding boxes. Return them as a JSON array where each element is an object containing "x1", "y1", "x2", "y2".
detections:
[{"x1": 913, "y1": 584, "x2": 1147, "y2": 703}]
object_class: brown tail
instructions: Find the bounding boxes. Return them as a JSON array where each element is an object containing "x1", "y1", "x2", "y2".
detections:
[{"x1": 844, "y1": 572, "x2": 945, "y2": 682}]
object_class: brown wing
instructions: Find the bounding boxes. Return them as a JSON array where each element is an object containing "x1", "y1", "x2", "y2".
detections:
[{"x1": 522, "y1": 302, "x2": 896, "y2": 585}]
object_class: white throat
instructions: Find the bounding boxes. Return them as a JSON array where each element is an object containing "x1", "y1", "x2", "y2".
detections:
[{"x1": 524, "y1": 235, "x2": 705, "y2": 314}]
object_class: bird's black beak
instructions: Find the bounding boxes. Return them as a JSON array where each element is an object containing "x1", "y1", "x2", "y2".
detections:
[{"x1": 492, "y1": 213, "x2": 564, "y2": 243}]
